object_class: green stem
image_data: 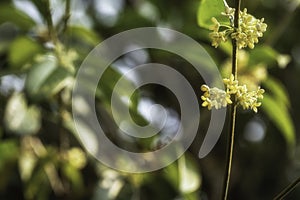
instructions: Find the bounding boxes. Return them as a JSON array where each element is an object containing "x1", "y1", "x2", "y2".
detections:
[
  {"x1": 274, "y1": 177, "x2": 300, "y2": 200},
  {"x1": 221, "y1": 0, "x2": 241, "y2": 199},
  {"x1": 45, "y1": 0, "x2": 58, "y2": 44},
  {"x1": 232, "y1": 0, "x2": 240, "y2": 78},
  {"x1": 62, "y1": 0, "x2": 71, "y2": 33},
  {"x1": 222, "y1": 104, "x2": 237, "y2": 200}
]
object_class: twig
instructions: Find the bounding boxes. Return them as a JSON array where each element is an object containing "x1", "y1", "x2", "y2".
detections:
[
  {"x1": 62, "y1": 0, "x2": 71, "y2": 33},
  {"x1": 274, "y1": 177, "x2": 300, "y2": 200},
  {"x1": 45, "y1": 0, "x2": 58, "y2": 44},
  {"x1": 221, "y1": 0, "x2": 241, "y2": 199}
]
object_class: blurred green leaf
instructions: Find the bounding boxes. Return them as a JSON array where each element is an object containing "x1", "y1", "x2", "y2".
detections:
[
  {"x1": 9, "y1": 36, "x2": 43, "y2": 68},
  {"x1": 25, "y1": 161, "x2": 50, "y2": 200},
  {"x1": 25, "y1": 55, "x2": 57, "y2": 97},
  {"x1": 0, "y1": 139, "x2": 19, "y2": 171},
  {"x1": 249, "y1": 46, "x2": 291, "y2": 68},
  {"x1": 62, "y1": 163, "x2": 84, "y2": 193},
  {"x1": 261, "y1": 94, "x2": 295, "y2": 151},
  {"x1": 248, "y1": 45, "x2": 278, "y2": 67},
  {"x1": 0, "y1": 23, "x2": 18, "y2": 54},
  {"x1": 263, "y1": 77, "x2": 290, "y2": 108},
  {"x1": 0, "y1": 4, "x2": 35, "y2": 29},
  {"x1": 4, "y1": 93, "x2": 41, "y2": 135},
  {"x1": 182, "y1": 192, "x2": 199, "y2": 200},
  {"x1": 0, "y1": 139, "x2": 19, "y2": 190},
  {"x1": 31, "y1": 0, "x2": 50, "y2": 23},
  {"x1": 96, "y1": 67, "x2": 147, "y2": 126},
  {"x1": 197, "y1": 0, "x2": 229, "y2": 29},
  {"x1": 178, "y1": 154, "x2": 201, "y2": 194},
  {"x1": 164, "y1": 153, "x2": 201, "y2": 195},
  {"x1": 163, "y1": 160, "x2": 179, "y2": 189},
  {"x1": 19, "y1": 150, "x2": 37, "y2": 182},
  {"x1": 25, "y1": 55, "x2": 71, "y2": 100},
  {"x1": 67, "y1": 26, "x2": 101, "y2": 46},
  {"x1": 39, "y1": 67, "x2": 72, "y2": 96}
]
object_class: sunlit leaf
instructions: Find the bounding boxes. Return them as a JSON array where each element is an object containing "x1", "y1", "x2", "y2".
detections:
[
  {"x1": 164, "y1": 153, "x2": 201, "y2": 195},
  {"x1": 4, "y1": 93, "x2": 41, "y2": 135},
  {"x1": 19, "y1": 150, "x2": 37, "y2": 182},
  {"x1": 197, "y1": 0, "x2": 229, "y2": 29},
  {"x1": 261, "y1": 94, "x2": 295, "y2": 151},
  {"x1": 62, "y1": 163, "x2": 84, "y2": 192},
  {"x1": 96, "y1": 67, "x2": 147, "y2": 126},
  {"x1": 25, "y1": 54, "x2": 72, "y2": 100},
  {"x1": 178, "y1": 154, "x2": 201, "y2": 194},
  {"x1": 25, "y1": 161, "x2": 50, "y2": 200},
  {"x1": 25, "y1": 55, "x2": 57, "y2": 97},
  {"x1": 9, "y1": 36, "x2": 43, "y2": 68},
  {"x1": 66, "y1": 26, "x2": 101, "y2": 46}
]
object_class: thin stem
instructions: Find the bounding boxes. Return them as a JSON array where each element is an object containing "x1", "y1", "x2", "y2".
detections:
[
  {"x1": 274, "y1": 177, "x2": 300, "y2": 200},
  {"x1": 62, "y1": 0, "x2": 71, "y2": 33},
  {"x1": 222, "y1": 104, "x2": 237, "y2": 200},
  {"x1": 221, "y1": 0, "x2": 241, "y2": 199},
  {"x1": 45, "y1": 0, "x2": 58, "y2": 44},
  {"x1": 232, "y1": 0, "x2": 240, "y2": 78}
]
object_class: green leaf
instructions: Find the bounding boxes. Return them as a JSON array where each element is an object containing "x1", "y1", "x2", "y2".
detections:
[
  {"x1": 263, "y1": 77, "x2": 290, "y2": 108},
  {"x1": 178, "y1": 154, "x2": 201, "y2": 194},
  {"x1": 0, "y1": 4, "x2": 35, "y2": 29},
  {"x1": 25, "y1": 55, "x2": 71, "y2": 100},
  {"x1": 9, "y1": 37, "x2": 43, "y2": 69},
  {"x1": 197, "y1": 0, "x2": 229, "y2": 29},
  {"x1": 25, "y1": 160, "x2": 50, "y2": 200},
  {"x1": 19, "y1": 150, "x2": 37, "y2": 182},
  {"x1": 96, "y1": 67, "x2": 147, "y2": 126},
  {"x1": 164, "y1": 153, "x2": 201, "y2": 195},
  {"x1": 0, "y1": 139, "x2": 19, "y2": 171},
  {"x1": 248, "y1": 45, "x2": 278, "y2": 67},
  {"x1": 39, "y1": 67, "x2": 72, "y2": 96},
  {"x1": 62, "y1": 163, "x2": 84, "y2": 193},
  {"x1": 0, "y1": 139, "x2": 19, "y2": 189},
  {"x1": 261, "y1": 94, "x2": 295, "y2": 151},
  {"x1": 4, "y1": 93, "x2": 41, "y2": 135},
  {"x1": 249, "y1": 46, "x2": 291, "y2": 68},
  {"x1": 25, "y1": 55, "x2": 57, "y2": 97},
  {"x1": 66, "y1": 26, "x2": 101, "y2": 46},
  {"x1": 31, "y1": 0, "x2": 51, "y2": 23}
]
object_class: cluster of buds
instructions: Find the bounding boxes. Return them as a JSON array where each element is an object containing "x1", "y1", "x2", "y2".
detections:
[
  {"x1": 209, "y1": 7, "x2": 267, "y2": 49},
  {"x1": 201, "y1": 75, "x2": 265, "y2": 112}
]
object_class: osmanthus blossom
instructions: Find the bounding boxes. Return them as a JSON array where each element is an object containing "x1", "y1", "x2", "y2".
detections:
[
  {"x1": 209, "y1": 6, "x2": 267, "y2": 49},
  {"x1": 201, "y1": 75, "x2": 264, "y2": 113}
]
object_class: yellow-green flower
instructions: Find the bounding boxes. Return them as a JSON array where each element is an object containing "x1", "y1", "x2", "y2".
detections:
[
  {"x1": 200, "y1": 74, "x2": 265, "y2": 112},
  {"x1": 201, "y1": 85, "x2": 232, "y2": 110},
  {"x1": 209, "y1": 31, "x2": 227, "y2": 48},
  {"x1": 209, "y1": 17, "x2": 220, "y2": 32},
  {"x1": 223, "y1": 74, "x2": 239, "y2": 94},
  {"x1": 209, "y1": 7, "x2": 267, "y2": 49},
  {"x1": 236, "y1": 85, "x2": 264, "y2": 113}
]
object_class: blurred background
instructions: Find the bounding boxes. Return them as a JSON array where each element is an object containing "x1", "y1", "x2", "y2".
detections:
[{"x1": 0, "y1": 0, "x2": 300, "y2": 199}]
